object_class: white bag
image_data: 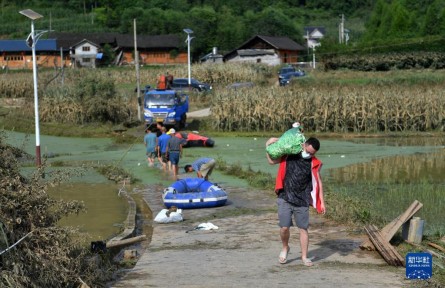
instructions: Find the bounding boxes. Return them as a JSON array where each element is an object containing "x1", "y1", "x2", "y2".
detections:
[{"x1": 154, "y1": 209, "x2": 183, "y2": 223}]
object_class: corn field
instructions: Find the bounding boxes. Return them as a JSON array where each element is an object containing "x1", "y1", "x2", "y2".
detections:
[
  {"x1": 1, "y1": 64, "x2": 445, "y2": 132},
  {"x1": 210, "y1": 82, "x2": 445, "y2": 133}
]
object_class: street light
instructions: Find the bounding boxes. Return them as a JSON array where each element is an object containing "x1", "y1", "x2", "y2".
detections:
[
  {"x1": 183, "y1": 28, "x2": 194, "y2": 89},
  {"x1": 19, "y1": 9, "x2": 46, "y2": 167}
]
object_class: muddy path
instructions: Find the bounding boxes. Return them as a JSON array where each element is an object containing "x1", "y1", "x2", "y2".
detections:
[{"x1": 110, "y1": 183, "x2": 410, "y2": 288}]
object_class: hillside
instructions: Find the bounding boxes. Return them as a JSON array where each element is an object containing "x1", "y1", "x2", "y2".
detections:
[{"x1": 2, "y1": 0, "x2": 443, "y2": 60}]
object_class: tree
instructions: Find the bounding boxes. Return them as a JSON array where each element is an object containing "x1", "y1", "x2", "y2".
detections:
[
  {"x1": 244, "y1": 7, "x2": 300, "y2": 40},
  {"x1": 422, "y1": 0, "x2": 445, "y2": 36}
]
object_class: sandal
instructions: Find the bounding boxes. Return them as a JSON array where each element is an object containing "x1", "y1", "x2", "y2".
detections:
[
  {"x1": 302, "y1": 258, "x2": 313, "y2": 267},
  {"x1": 278, "y1": 246, "x2": 290, "y2": 264}
]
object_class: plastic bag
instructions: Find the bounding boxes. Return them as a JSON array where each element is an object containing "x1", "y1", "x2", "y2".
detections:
[
  {"x1": 266, "y1": 123, "x2": 305, "y2": 159},
  {"x1": 154, "y1": 208, "x2": 183, "y2": 223}
]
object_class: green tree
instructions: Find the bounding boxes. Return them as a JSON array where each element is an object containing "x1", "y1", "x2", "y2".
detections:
[
  {"x1": 214, "y1": 6, "x2": 246, "y2": 52},
  {"x1": 422, "y1": 0, "x2": 445, "y2": 36},
  {"x1": 389, "y1": 1, "x2": 414, "y2": 38},
  {"x1": 245, "y1": 7, "x2": 300, "y2": 40},
  {"x1": 119, "y1": 7, "x2": 144, "y2": 33},
  {"x1": 187, "y1": 6, "x2": 218, "y2": 57}
]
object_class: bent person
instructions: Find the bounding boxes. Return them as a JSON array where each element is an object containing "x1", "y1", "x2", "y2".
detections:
[{"x1": 184, "y1": 157, "x2": 216, "y2": 180}]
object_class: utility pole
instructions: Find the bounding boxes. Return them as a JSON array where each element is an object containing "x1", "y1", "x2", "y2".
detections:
[
  {"x1": 134, "y1": 19, "x2": 141, "y2": 121},
  {"x1": 339, "y1": 14, "x2": 345, "y2": 44},
  {"x1": 60, "y1": 47, "x2": 64, "y2": 85}
]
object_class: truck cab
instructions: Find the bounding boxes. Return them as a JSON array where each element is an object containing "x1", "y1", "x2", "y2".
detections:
[{"x1": 143, "y1": 88, "x2": 188, "y2": 130}]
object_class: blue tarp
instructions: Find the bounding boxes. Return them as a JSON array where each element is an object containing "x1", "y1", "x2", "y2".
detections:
[{"x1": 0, "y1": 39, "x2": 57, "y2": 52}]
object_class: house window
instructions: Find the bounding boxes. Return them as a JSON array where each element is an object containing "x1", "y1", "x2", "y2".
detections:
[
  {"x1": 83, "y1": 58, "x2": 91, "y2": 63},
  {"x1": 4, "y1": 56, "x2": 24, "y2": 61},
  {"x1": 284, "y1": 53, "x2": 288, "y2": 63},
  {"x1": 82, "y1": 46, "x2": 90, "y2": 52},
  {"x1": 256, "y1": 58, "x2": 261, "y2": 63}
]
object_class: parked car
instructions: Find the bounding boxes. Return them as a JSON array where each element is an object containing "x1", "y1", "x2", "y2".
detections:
[
  {"x1": 279, "y1": 69, "x2": 306, "y2": 86},
  {"x1": 171, "y1": 78, "x2": 212, "y2": 92}
]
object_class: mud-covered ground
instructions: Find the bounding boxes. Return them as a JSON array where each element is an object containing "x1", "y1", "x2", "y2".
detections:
[{"x1": 109, "y1": 182, "x2": 414, "y2": 288}]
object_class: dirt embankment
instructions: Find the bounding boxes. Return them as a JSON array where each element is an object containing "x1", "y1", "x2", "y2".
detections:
[{"x1": 110, "y1": 182, "x2": 411, "y2": 288}]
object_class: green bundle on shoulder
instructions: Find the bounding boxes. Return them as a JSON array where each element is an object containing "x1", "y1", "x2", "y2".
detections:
[{"x1": 266, "y1": 122, "x2": 306, "y2": 159}]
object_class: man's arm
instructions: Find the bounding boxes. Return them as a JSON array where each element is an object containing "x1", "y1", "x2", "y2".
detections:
[{"x1": 266, "y1": 137, "x2": 281, "y2": 165}]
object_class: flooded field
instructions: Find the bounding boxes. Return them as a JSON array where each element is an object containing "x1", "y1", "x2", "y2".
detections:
[{"x1": 5, "y1": 131, "x2": 445, "y2": 237}]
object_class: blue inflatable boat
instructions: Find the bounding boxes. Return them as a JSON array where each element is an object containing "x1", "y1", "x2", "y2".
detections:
[{"x1": 163, "y1": 178, "x2": 227, "y2": 209}]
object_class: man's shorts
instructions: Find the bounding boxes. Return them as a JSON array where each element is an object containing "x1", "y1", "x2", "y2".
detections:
[
  {"x1": 147, "y1": 151, "x2": 156, "y2": 159},
  {"x1": 169, "y1": 151, "x2": 180, "y2": 165},
  {"x1": 200, "y1": 159, "x2": 216, "y2": 178},
  {"x1": 277, "y1": 198, "x2": 309, "y2": 229},
  {"x1": 160, "y1": 153, "x2": 169, "y2": 163}
]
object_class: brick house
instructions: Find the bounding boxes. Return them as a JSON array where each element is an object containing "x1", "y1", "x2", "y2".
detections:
[
  {"x1": 0, "y1": 39, "x2": 70, "y2": 69},
  {"x1": 223, "y1": 35, "x2": 306, "y2": 65},
  {"x1": 0, "y1": 32, "x2": 187, "y2": 69},
  {"x1": 115, "y1": 34, "x2": 187, "y2": 65},
  {"x1": 52, "y1": 32, "x2": 187, "y2": 67}
]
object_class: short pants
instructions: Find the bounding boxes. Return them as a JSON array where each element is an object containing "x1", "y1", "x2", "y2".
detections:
[
  {"x1": 160, "y1": 152, "x2": 169, "y2": 163},
  {"x1": 169, "y1": 151, "x2": 180, "y2": 165},
  {"x1": 277, "y1": 198, "x2": 309, "y2": 229}
]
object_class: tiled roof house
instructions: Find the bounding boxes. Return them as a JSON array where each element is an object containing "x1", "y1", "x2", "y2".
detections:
[
  {"x1": 224, "y1": 35, "x2": 306, "y2": 65},
  {"x1": 0, "y1": 32, "x2": 187, "y2": 69}
]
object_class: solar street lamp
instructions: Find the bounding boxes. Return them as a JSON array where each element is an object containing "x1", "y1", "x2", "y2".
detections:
[
  {"x1": 183, "y1": 28, "x2": 194, "y2": 88},
  {"x1": 19, "y1": 9, "x2": 45, "y2": 167}
]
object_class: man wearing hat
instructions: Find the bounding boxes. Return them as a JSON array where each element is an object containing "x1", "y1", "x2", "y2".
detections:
[{"x1": 166, "y1": 128, "x2": 184, "y2": 178}]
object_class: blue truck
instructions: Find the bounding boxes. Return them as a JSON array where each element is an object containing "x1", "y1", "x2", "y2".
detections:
[{"x1": 143, "y1": 87, "x2": 189, "y2": 130}]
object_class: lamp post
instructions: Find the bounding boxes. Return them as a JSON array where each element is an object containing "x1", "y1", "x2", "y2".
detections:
[
  {"x1": 19, "y1": 9, "x2": 45, "y2": 167},
  {"x1": 183, "y1": 28, "x2": 194, "y2": 89}
]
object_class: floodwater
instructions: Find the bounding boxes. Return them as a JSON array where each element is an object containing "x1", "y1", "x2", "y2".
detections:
[
  {"x1": 4, "y1": 131, "x2": 445, "y2": 237},
  {"x1": 48, "y1": 183, "x2": 128, "y2": 242}
]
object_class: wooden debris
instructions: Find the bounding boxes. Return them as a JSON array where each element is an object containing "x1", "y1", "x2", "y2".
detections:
[
  {"x1": 106, "y1": 235, "x2": 147, "y2": 249},
  {"x1": 364, "y1": 224, "x2": 405, "y2": 266},
  {"x1": 428, "y1": 242, "x2": 445, "y2": 253},
  {"x1": 360, "y1": 200, "x2": 423, "y2": 250}
]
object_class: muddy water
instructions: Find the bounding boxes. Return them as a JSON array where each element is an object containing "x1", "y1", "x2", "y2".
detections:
[
  {"x1": 48, "y1": 183, "x2": 128, "y2": 242},
  {"x1": 5, "y1": 131, "x2": 445, "y2": 237}
]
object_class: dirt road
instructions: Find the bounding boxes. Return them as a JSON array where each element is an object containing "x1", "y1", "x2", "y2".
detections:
[{"x1": 110, "y1": 183, "x2": 409, "y2": 288}]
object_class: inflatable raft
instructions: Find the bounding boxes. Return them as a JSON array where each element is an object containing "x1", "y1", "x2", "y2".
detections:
[
  {"x1": 163, "y1": 178, "x2": 227, "y2": 209},
  {"x1": 176, "y1": 132, "x2": 215, "y2": 148}
]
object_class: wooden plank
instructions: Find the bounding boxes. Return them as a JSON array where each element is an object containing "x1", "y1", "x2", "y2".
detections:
[
  {"x1": 106, "y1": 235, "x2": 147, "y2": 249},
  {"x1": 360, "y1": 200, "x2": 423, "y2": 250},
  {"x1": 428, "y1": 242, "x2": 445, "y2": 253},
  {"x1": 364, "y1": 224, "x2": 405, "y2": 267}
]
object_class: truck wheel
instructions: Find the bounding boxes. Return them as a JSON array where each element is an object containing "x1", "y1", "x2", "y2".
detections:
[{"x1": 181, "y1": 115, "x2": 187, "y2": 129}]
